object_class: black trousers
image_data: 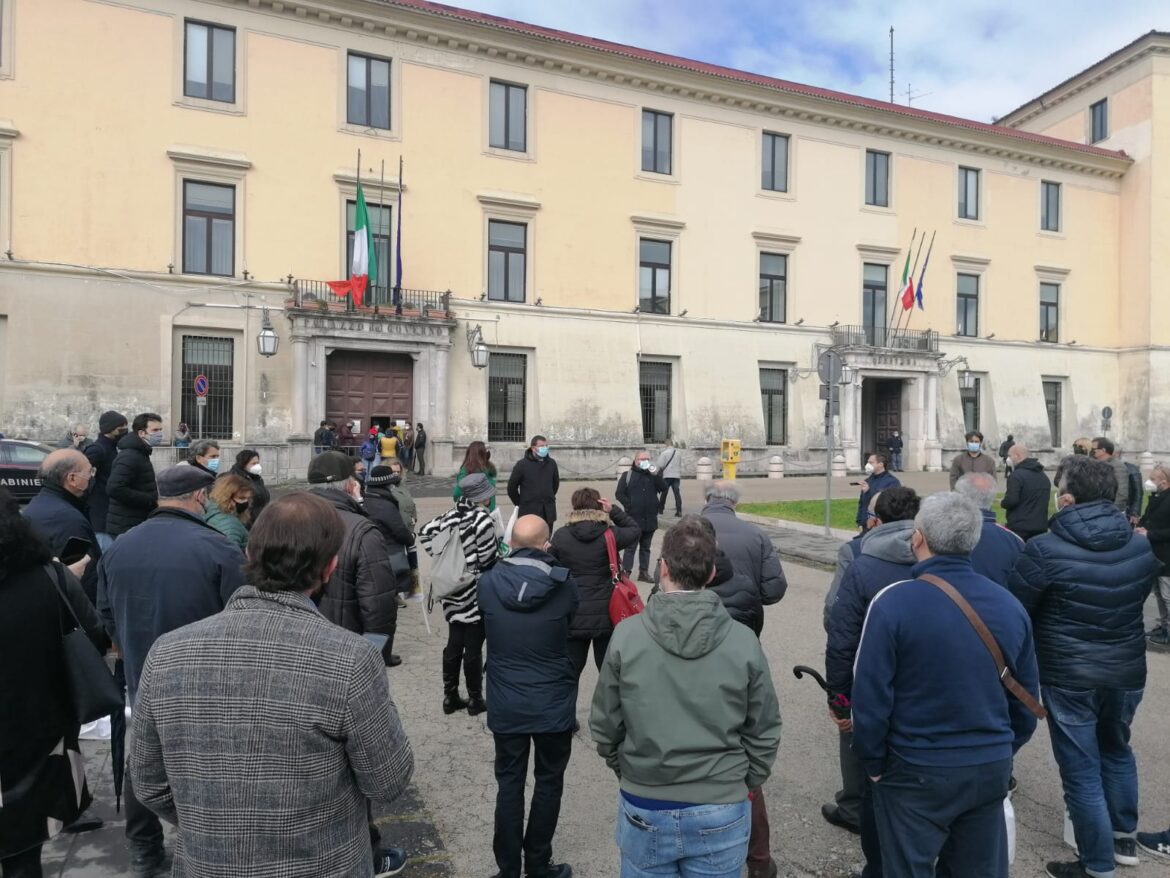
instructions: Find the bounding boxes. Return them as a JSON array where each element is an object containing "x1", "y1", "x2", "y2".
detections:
[
  {"x1": 414, "y1": 448, "x2": 426, "y2": 475},
  {"x1": 493, "y1": 731, "x2": 573, "y2": 878},
  {"x1": 621, "y1": 529, "x2": 655, "y2": 574},
  {"x1": 835, "y1": 729, "x2": 865, "y2": 825},
  {"x1": 657, "y1": 478, "x2": 682, "y2": 515},
  {"x1": 123, "y1": 771, "x2": 163, "y2": 850},
  {"x1": 442, "y1": 620, "x2": 485, "y2": 696},
  {"x1": 566, "y1": 635, "x2": 610, "y2": 679},
  {"x1": 1, "y1": 846, "x2": 43, "y2": 878}
]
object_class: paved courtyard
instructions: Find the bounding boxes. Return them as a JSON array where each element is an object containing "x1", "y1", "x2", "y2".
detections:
[{"x1": 45, "y1": 473, "x2": 1170, "y2": 877}]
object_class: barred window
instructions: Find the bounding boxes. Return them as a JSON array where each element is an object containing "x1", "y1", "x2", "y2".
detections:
[
  {"x1": 760, "y1": 368, "x2": 788, "y2": 445},
  {"x1": 639, "y1": 361, "x2": 672, "y2": 443},
  {"x1": 960, "y1": 377, "x2": 981, "y2": 434},
  {"x1": 488, "y1": 353, "x2": 526, "y2": 442},
  {"x1": 181, "y1": 336, "x2": 234, "y2": 439}
]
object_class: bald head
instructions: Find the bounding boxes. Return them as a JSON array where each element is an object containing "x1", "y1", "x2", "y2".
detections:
[
  {"x1": 1008, "y1": 443, "x2": 1030, "y2": 465},
  {"x1": 40, "y1": 448, "x2": 92, "y2": 497},
  {"x1": 510, "y1": 514, "x2": 551, "y2": 550}
]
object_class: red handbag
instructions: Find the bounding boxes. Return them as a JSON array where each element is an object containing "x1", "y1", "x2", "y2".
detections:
[{"x1": 605, "y1": 528, "x2": 646, "y2": 625}]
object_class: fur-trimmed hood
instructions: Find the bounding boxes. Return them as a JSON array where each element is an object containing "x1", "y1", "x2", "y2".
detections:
[{"x1": 567, "y1": 508, "x2": 610, "y2": 526}]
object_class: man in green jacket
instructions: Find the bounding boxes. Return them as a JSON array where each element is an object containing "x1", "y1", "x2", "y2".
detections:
[{"x1": 589, "y1": 516, "x2": 781, "y2": 878}]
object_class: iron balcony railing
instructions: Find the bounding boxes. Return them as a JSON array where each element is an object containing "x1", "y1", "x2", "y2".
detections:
[
  {"x1": 291, "y1": 280, "x2": 452, "y2": 316},
  {"x1": 831, "y1": 324, "x2": 939, "y2": 353}
]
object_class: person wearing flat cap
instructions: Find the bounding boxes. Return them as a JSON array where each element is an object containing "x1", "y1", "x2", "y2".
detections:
[
  {"x1": 307, "y1": 451, "x2": 403, "y2": 669},
  {"x1": 97, "y1": 464, "x2": 246, "y2": 873}
]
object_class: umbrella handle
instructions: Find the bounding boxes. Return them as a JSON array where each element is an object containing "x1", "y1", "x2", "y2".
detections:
[{"x1": 792, "y1": 664, "x2": 830, "y2": 692}]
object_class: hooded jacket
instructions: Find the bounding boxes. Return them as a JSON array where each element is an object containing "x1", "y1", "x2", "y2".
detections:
[
  {"x1": 1001, "y1": 458, "x2": 1051, "y2": 536},
  {"x1": 616, "y1": 465, "x2": 666, "y2": 532},
  {"x1": 506, "y1": 449, "x2": 560, "y2": 526},
  {"x1": 701, "y1": 501, "x2": 787, "y2": 605},
  {"x1": 1139, "y1": 489, "x2": 1170, "y2": 572},
  {"x1": 84, "y1": 432, "x2": 120, "y2": 533},
  {"x1": 970, "y1": 509, "x2": 1025, "y2": 586},
  {"x1": 548, "y1": 506, "x2": 641, "y2": 640},
  {"x1": 856, "y1": 470, "x2": 900, "y2": 527},
  {"x1": 362, "y1": 485, "x2": 413, "y2": 548},
  {"x1": 478, "y1": 547, "x2": 579, "y2": 735},
  {"x1": 589, "y1": 589, "x2": 781, "y2": 804},
  {"x1": 708, "y1": 550, "x2": 763, "y2": 636},
  {"x1": 825, "y1": 519, "x2": 916, "y2": 696},
  {"x1": 106, "y1": 432, "x2": 158, "y2": 536},
  {"x1": 1008, "y1": 500, "x2": 1160, "y2": 691}
]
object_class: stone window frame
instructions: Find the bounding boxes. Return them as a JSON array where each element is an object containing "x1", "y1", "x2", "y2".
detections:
[
  {"x1": 169, "y1": 148, "x2": 251, "y2": 279},
  {"x1": 173, "y1": 15, "x2": 247, "y2": 117}
]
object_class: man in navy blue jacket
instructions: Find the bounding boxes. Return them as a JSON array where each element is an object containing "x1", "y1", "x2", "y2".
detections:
[
  {"x1": 478, "y1": 514, "x2": 578, "y2": 878},
  {"x1": 855, "y1": 452, "x2": 900, "y2": 531},
  {"x1": 955, "y1": 472, "x2": 1024, "y2": 585},
  {"x1": 852, "y1": 492, "x2": 1039, "y2": 878}
]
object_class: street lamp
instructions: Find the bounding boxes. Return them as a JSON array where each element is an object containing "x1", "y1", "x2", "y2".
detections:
[
  {"x1": 256, "y1": 307, "x2": 279, "y2": 357},
  {"x1": 839, "y1": 364, "x2": 854, "y2": 385},
  {"x1": 959, "y1": 369, "x2": 976, "y2": 391},
  {"x1": 467, "y1": 324, "x2": 489, "y2": 369}
]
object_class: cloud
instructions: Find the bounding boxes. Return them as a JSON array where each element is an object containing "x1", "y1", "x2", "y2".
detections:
[{"x1": 448, "y1": 0, "x2": 1167, "y2": 121}]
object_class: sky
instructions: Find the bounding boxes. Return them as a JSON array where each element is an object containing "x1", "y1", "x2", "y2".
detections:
[{"x1": 442, "y1": 0, "x2": 1167, "y2": 122}]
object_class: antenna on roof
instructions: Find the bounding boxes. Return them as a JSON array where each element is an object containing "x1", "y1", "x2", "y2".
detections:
[
  {"x1": 905, "y1": 83, "x2": 932, "y2": 106},
  {"x1": 889, "y1": 26, "x2": 895, "y2": 104}
]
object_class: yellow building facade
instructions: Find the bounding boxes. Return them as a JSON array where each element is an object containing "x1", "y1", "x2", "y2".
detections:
[{"x1": 0, "y1": 0, "x2": 1159, "y2": 475}]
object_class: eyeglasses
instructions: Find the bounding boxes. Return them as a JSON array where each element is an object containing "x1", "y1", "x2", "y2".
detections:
[{"x1": 72, "y1": 467, "x2": 96, "y2": 480}]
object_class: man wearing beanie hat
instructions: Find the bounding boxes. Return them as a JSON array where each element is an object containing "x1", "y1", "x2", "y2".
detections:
[
  {"x1": 307, "y1": 452, "x2": 402, "y2": 668},
  {"x1": 97, "y1": 463, "x2": 245, "y2": 875},
  {"x1": 85, "y1": 410, "x2": 128, "y2": 550}
]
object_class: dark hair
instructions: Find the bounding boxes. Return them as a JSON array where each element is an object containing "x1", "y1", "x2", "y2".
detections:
[
  {"x1": 245, "y1": 494, "x2": 345, "y2": 593},
  {"x1": 461, "y1": 441, "x2": 497, "y2": 478},
  {"x1": 320, "y1": 420, "x2": 328, "y2": 427},
  {"x1": 571, "y1": 487, "x2": 602, "y2": 510},
  {"x1": 530, "y1": 434, "x2": 547, "y2": 447},
  {"x1": 965, "y1": 431, "x2": 984, "y2": 443},
  {"x1": 867, "y1": 451, "x2": 889, "y2": 468},
  {"x1": 236, "y1": 448, "x2": 260, "y2": 469},
  {"x1": 132, "y1": 412, "x2": 162, "y2": 433},
  {"x1": 661, "y1": 515, "x2": 716, "y2": 591},
  {"x1": 1092, "y1": 436, "x2": 1115, "y2": 455},
  {"x1": 874, "y1": 486, "x2": 920, "y2": 523},
  {"x1": 1060, "y1": 455, "x2": 1118, "y2": 504},
  {"x1": 695, "y1": 515, "x2": 717, "y2": 540},
  {"x1": 0, "y1": 486, "x2": 52, "y2": 576}
]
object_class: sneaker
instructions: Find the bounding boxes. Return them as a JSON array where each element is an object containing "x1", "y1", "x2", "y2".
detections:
[
  {"x1": 1115, "y1": 837, "x2": 1139, "y2": 866},
  {"x1": 1046, "y1": 862, "x2": 1089, "y2": 878},
  {"x1": 373, "y1": 847, "x2": 408, "y2": 877},
  {"x1": 1147, "y1": 630, "x2": 1170, "y2": 652},
  {"x1": 1147, "y1": 622, "x2": 1165, "y2": 636},
  {"x1": 396, "y1": 595, "x2": 407, "y2": 608},
  {"x1": 1137, "y1": 830, "x2": 1170, "y2": 861}
]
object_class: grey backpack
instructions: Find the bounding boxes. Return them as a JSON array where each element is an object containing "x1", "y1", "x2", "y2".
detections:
[{"x1": 426, "y1": 522, "x2": 475, "y2": 603}]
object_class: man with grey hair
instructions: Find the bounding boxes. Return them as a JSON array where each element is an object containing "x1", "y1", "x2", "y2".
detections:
[
  {"x1": 955, "y1": 472, "x2": 1024, "y2": 586},
  {"x1": 701, "y1": 480, "x2": 786, "y2": 605},
  {"x1": 186, "y1": 438, "x2": 221, "y2": 477},
  {"x1": 852, "y1": 492, "x2": 1039, "y2": 878},
  {"x1": 25, "y1": 448, "x2": 103, "y2": 601}
]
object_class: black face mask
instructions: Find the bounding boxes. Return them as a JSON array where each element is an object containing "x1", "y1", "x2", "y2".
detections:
[{"x1": 234, "y1": 501, "x2": 250, "y2": 516}]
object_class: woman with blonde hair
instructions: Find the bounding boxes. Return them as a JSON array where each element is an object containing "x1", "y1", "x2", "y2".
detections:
[{"x1": 203, "y1": 473, "x2": 253, "y2": 550}]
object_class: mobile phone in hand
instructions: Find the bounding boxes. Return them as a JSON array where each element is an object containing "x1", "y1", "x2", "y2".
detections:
[{"x1": 60, "y1": 537, "x2": 93, "y2": 566}]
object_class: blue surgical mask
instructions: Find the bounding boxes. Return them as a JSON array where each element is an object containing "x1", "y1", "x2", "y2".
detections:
[
  {"x1": 207, "y1": 458, "x2": 220, "y2": 473},
  {"x1": 536, "y1": 446, "x2": 549, "y2": 458},
  {"x1": 145, "y1": 431, "x2": 164, "y2": 447},
  {"x1": 638, "y1": 460, "x2": 650, "y2": 470},
  {"x1": 966, "y1": 443, "x2": 981, "y2": 453}
]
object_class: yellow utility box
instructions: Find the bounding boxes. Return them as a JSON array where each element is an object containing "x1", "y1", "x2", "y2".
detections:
[{"x1": 720, "y1": 439, "x2": 742, "y2": 480}]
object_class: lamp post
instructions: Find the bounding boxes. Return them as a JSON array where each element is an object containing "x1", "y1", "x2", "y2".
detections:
[{"x1": 256, "y1": 308, "x2": 279, "y2": 357}]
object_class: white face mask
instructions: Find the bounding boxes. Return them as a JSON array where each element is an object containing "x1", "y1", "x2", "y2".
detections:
[
  {"x1": 1145, "y1": 479, "x2": 1158, "y2": 493},
  {"x1": 248, "y1": 464, "x2": 262, "y2": 476},
  {"x1": 864, "y1": 463, "x2": 875, "y2": 475}
]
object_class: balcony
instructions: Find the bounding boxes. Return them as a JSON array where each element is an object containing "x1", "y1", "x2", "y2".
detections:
[
  {"x1": 289, "y1": 280, "x2": 452, "y2": 319},
  {"x1": 831, "y1": 324, "x2": 939, "y2": 353}
]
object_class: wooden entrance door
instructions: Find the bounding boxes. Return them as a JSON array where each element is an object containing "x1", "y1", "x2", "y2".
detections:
[
  {"x1": 325, "y1": 350, "x2": 413, "y2": 429},
  {"x1": 875, "y1": 380, "x2": 902, "y2": 455}
]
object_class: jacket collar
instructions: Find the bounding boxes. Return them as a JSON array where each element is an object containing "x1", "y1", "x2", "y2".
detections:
[
  {"x1": 979, "y1": 508, "x2": 997, "y2": 524},
  {"x1": 701, "y1": 500, "x2": 737, "y2": 517},
  {"x1": 117, "y1": 432, "x2": 151, "y2": 455},
  {"x1": 146, "y1": 505, "x2": 223, "y2": 532},
  {"x1": 910, "y1": 554, "x2": 977, "y2": 581},
  {"x1": 309, "y1": 487, "x2": 367, "y2": 517},
  {"x1": 40, "y1": 481, "x2": 87, "y2": 511},
  {"x1": 227, "y1": 585, "x2": 324, "y2": 616},
  {"x1": 568, "y1": 508, "x2": 609, "y2": 525}
]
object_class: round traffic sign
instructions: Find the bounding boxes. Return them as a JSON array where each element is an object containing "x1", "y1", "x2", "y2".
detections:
[
  {"x1": 817, "y1": 350, "x2": 843, "y2": 385},
  {"x1": 193, "y1": 374, "x2": 210, "y2": 397},
  {"x1": 1102, "y1": 406, "x2": 1113, "y2": 420}
]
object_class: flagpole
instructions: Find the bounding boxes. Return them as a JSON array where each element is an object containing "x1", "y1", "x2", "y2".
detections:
[
  {"x1": 886, "y1": 227, "x2": 917, "y2": 342},
  {"x1": 378, "y1": 159, "x2": 386, "y2": 308},
  {"x1": 350, "y1": 149, "x2": 361, "y2": 310},
  {"x1": 903, "y1": 230, "x2": 936, "y2": 335},
  {"x1": 894, "y1": 228, "x2": 927, "y2": 339},
  {"x1": 394, "y1": 156, "x2": 403, "y2": 314}
]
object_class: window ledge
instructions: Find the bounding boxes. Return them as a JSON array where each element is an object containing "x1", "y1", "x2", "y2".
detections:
[
  {"x1": 338, "y1": 124, "x2": 400, "y2": 142},
  {"x1": 954, "y1": 217, "x2": 985, "y2": 229},
  {"x1": 174, "y1": 97, "x2": 244, "y2": 117},
  {"x1": 1037, "y1": 230, "x2": 1066, "y2": 241},
  {"x1": 634, "y1": 172, "x2": 680, "y2": 186},
  {"x1": 860, "y1": 204, "x2": 894, "y2": 215},
  {"x1": 756, "y1": 189, "x2": 794, "y2": 202},
  {"x1": 484, "y1": 146, "x2": 534, "y2": 163}
]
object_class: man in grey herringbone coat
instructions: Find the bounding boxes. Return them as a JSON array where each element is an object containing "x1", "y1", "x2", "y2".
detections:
[{"x1": 129, "y1": 493, "x2": 415, "y2": 878}]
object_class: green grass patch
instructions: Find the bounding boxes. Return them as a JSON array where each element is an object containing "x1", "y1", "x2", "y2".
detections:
[{"x1": 741, "y1": 492, "x2": 1052, "y2": 530}]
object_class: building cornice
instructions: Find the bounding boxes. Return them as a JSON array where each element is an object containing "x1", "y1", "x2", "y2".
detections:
[
  {"x1": 477, "y1": 192, "x2": 541, "y2": 213},
  {"x1": 167, "y1": 146, "x2": 253, "y2": 171},
  {"x1": 220, "y1": 0, "x2": 1131, "y2": 180},
  {"x1": 0, "y1": 120, "x2": 18, "y2": 141}
]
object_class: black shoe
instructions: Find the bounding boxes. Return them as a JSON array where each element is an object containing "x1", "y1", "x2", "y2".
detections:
[
  {"x1": 820, "y1": 803, "x2": 860, "y2": 835},
  {"x1": 572, "y1": 719, "x2": 581, "y2": 733},
  {"x1": 129, "y1": 844, "x2": 170, "y2": 878},
  {"x1": 63, "y1": 809, "x2": 103, "y2": 833},
  {"x1": 1046, "y1": 862, "x2": 1089, "y2": 878},
  {"x1": 746, "y1": 859, "x2": 778, "y2": 878},
  {"x1": 384, "y1": 654, "x2": 403, "y2": 668},
  {"x1": 674, "y1": 511, "x2": 682, "y2": 517},
  {"x1": 467, "y1": 695, "x2": 487, "y2": 716},
  {"x1": 637, "y1": 571, "x2": 654, "y2": 584},
  {"x1": 374, "y1": 846, "x2": 408, "y2": 876},
  {"x1": 443, "y1": 693, "x2": 468, "y2": 714},
  {"x1": 1147, "y1": 630, "x2": 1170, "y2": 651},
  {"x1": 529, "y1": 865, "x2": 572, "y2": 878},
  {"x1": 1115, "y1": 836, "x2": 1139, "y2": 866}
]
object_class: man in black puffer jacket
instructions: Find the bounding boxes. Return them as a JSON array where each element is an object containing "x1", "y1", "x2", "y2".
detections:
[
  {"x1": 507, "y1": 435, "x2": 560, "y2": 528},
  {"x1": 615, "y1": 450, "x2": 666, "y2": 582},
  {"x1": 362, "y1": 466, "x2": 414, "y2": 595},
  {"x1": 1008, "y1": 456, "x2": 1160, "y2": 878},
  {"x1": 1001, "y1": 444, "x2": 1051, "y2": 541},
  {"x1": 106, "y1": 412, "x2": 163, "y2": 537},
  {"x1": 1138, "y1": 465, "x2": 1170, "y2": 650},
  {"x1": 549, "y1": 488, "x2": 640, "y2": 679}
]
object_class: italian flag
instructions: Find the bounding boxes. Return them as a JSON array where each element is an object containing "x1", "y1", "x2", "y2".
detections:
[
  {"x1": 899, "y1": 239, "x2": 916, "y2": 310},
  {"x1": 327, "y1": 184, "x2": 377, "y2": 307}
]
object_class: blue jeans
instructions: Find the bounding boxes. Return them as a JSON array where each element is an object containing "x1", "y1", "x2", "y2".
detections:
[
  {"x1": 615, "y1": 796, "x2": 750, "y2": 878},
  {"x1": 1043, "y1": 685, "x2": 1143, "y2": 877},
  {"x1": 889, "y1": 451, "x2": 902, "y2": 471}
]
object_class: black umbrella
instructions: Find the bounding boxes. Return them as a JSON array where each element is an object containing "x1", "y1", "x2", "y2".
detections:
[
  {"x1": 792, "y1": 665, "x2": 851, "y2": 719},
  {"x1": 110, "y1": 657, "x2": 126, "y2": 812}
]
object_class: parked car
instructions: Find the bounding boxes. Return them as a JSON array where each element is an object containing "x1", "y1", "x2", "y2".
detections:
[{"x1": 0, "y1": 439, "x2": 52, "y2": 501}]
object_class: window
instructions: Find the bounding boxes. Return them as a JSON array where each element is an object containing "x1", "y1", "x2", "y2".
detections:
[
  {"x1": 489, "y1": 81, "x2": 526, "y2": 152},
  {"x1": 760, "y1": 368, "x2": 788, "y2": 445},
  {"x1": 488, "y1": 220, "x2": 526, "y2": 302},
  {"x1": 956, "y1": 273, "x2": 979, "y2": 337},
  {"x1": 1044, "y1": 380, "x2": 1063, "y2": 446},
  {"x1": 1041, "y1": 181, "x2": 1061, "y2": 232},
  {"x1": 639, "y1": 239, "x2": 671, "y2": 314},
  {"x1": 487, "y1": 353, "x2": 526, "y2": 442},
  {"x1": 762, "y1": 132, "x2": 789, "y2": 192},
  {"x1": 347, "y1": 53, "x2": 391, "y2": 130},
  {"x1": 1040, "y1": 282, "x2": 1060, "y2": 342},
  {"x1": 181, "y1": 336, "x2": 234, "y2": 439},
  {"x1": 639, "y1": 361, "x2": 672, "y2": 443},
  {"x1": 862, "y1": 263, "x2": 888, "y2": 346},
  {"x1": 865, "y1": 150, "x2": 889, "y2": 207},
  {"x1": 641, "y1": 110, "x2": 672, "y2": 175},
  {"x1": 347, "y1": 200, "x2": 391, "y2": 305},
  {"x1": 1090, "y1": 99, "x2": 1109, "y2": 143},
  {"x1": 960, "y1": 378, "x2": 980, "y2": 434},
  {"x1": 759, "y1": 253, "x2": 787, "y2": 323},
  {"x1": 183, "y1": 181, "x2": 234, "y2": 276},
  {"x1": 958, "y1": 167, "x2": 980, "y2": 220},
  {"x1": 184, "y1": 20, "x2": 235, "y2": 103}
]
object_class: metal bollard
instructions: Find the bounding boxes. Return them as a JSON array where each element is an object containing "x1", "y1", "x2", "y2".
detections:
[
  {"x1": 768, "y1": 455, "x2": 784, "y2": 479},
  {"x1": 832, "y1": 453, "x2": 847, "y2": 479},
  {"x1": 696, "y1": 456, "x2": 714, "y2": 481}
]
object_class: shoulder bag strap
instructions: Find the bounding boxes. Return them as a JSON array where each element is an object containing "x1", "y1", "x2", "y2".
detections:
[
  {"x1": 44, "y1": 562, "x2": 83, "y2": 634},
  {"x1": 919, "y1": 573, "x2": 1047, "y2": 720},
  {"x1": 603, "y1": 527, "x2": 620, "y2": 582}
]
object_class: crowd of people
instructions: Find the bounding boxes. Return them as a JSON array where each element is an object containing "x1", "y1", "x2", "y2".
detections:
[
  {"x1": 313, "y1": 418, "x2": 429, "y2": 477},
  {"x1": 4, "y1": 415, "x2": 1170, "y2": 878}
]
